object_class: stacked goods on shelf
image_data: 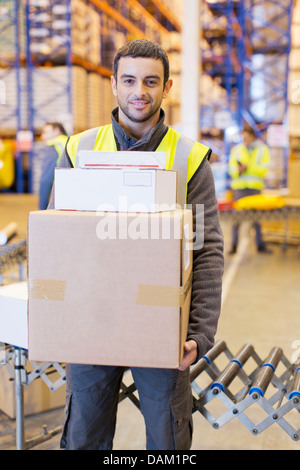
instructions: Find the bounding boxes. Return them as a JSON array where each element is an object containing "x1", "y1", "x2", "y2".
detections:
[
  {"x1": 0, "y1": 0, "x2": 26, "y2": 59},
  {"x1": 70, "y1": 0, "x2": 88, "y2": 61},
  {"x1": 32, "y1": 66, "x2": 88, "y2": 133},
  {"x1": 28, "y1": 0, "x2": 102, "y2": 66},
  {"x1": 0, "y1": 68, "x2": 28, "y2": 132},
  {"x1": 100, "y1": 13, "x2": 127, "y2": 70},
  {"x1": 86, "y1": 4, "x2": 101, "y2": 65},
  {"x1": 251, "y1": 1, "x2": 290, "y2": 51},
  {"x1": 29, "y1": 0, "x2": 58, "y2": 59},
  {"x1": 289, "y1": 3, "x2": 300, "y2": 138},
  {"x1": 87, "y1": 74, "x2": 116, "y2": 128},
  {"x1": 87, "y1": 73, "x2": 104, "y2": 129},
  {"x1": 71, "y1": 0, "x2": 102, "y2": 66}
]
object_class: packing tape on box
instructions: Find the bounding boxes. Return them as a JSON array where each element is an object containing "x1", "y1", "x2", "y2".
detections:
[
  {"x1": 136, "y1": 271, "x2": 193, "y2": 308},
  {"x1": 28, "y1": 279, "x2": 66, "y2": 300}
]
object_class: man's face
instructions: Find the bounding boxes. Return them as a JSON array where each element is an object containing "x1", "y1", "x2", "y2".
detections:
[
  {"x1": 242, "y1": 131, "x2": 255, "y2": 147},
  {"x1": 41, "y1": 124, "x2": 59, "y2": 143},
  {"x1": 111, "y1": 57, "x2": 172, "y2": 130}
]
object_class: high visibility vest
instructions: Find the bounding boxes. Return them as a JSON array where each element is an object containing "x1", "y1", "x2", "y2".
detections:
[
  {"x1": 66, "y1": 124, "x2": 210, "y2": 207},
  {"x1": 47, "y1": 134, "x2": 68, "y2": 164},
  {"x1": 228, "y1": 142, "x2": 270, "y2": 190}
]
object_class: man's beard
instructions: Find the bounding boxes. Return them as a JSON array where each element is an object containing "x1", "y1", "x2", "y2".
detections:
[{"x1": 117, "y1": 99, "x2": 161, "y2": 123}]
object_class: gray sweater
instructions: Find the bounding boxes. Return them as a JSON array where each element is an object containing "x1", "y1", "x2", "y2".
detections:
[{"x1": 48, "y1": 108, "x2": 224, "y2": 362}]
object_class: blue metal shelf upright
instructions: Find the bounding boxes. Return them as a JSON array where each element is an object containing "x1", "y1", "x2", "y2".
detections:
[
  {"x1": 243, "y1": 0, "x2": 293, "y2": 187},
  {"x1": 201, "y1": 0, "x2": 244, "y2": 159},
  {"x1": 25, "y1": 0, "x2": 72, "y2": 194},
  {"x1": 242, "y1": 0, "x2": 292, "y2": 132},
  {"x1": 201, "y1": 0, "x2": 293, "y2": 190},
  {"x1": 0, "y1": 0, "x2": 24, "y2": 192}
]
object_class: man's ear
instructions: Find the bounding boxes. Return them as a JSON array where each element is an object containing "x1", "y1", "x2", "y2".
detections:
[
  {"x1": 111, "y1": 75, "x2": 117, "y2": 97},
  {"x1": 163, "y1": 79, "x2": 173, "y2": 99}
]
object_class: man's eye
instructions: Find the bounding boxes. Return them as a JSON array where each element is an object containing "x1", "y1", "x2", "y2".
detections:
[
  {"x1": 146, "y1": 80, "x2": 158, "y2": 86},
  {"x1": 124, "y1": 79, "x2": 134, "y2": 85}
]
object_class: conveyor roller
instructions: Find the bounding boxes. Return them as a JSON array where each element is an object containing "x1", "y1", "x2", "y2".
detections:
[
  {"x1": 249, "y1": 347, "x2": 283, "y2": 397},
  {"x1": 289, "y1": 367, "x2": 300, "y2": 400},
  {"x1": 210, "y1": 343, "x2": 254, "y2": 392}
]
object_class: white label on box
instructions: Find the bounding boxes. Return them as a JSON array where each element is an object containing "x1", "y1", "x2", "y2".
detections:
[
  {"x1": 123, "y1": 171, "x2": 152, "y2": 187},
  {"x1": 77, "y1": 150, "x2": 167, "y2": 169}
]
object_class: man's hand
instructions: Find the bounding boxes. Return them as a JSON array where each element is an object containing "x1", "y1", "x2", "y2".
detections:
[{"x1": 178, "y1": 340, "x2": 198, "y2": 371}]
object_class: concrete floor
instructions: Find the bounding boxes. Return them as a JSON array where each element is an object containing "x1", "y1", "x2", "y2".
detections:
[{"x1": 0, "y1": 211, "x2": 299, "y2": 450}]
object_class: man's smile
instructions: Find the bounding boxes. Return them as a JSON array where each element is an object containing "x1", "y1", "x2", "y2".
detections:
[{"x1": 129, "y1": 100, "x2": 150, "y2": 109}]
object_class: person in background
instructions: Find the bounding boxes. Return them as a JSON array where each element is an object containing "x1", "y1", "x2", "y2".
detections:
[
  {"x1": 228, "y1": 127, "x2": 272, "y2": 254},
  {"x1": 39, "y1": 122, "x2": 68, "y2": 210},
  {"x1": 48, "y1": 39, "x2": 224, "y2": 450}
]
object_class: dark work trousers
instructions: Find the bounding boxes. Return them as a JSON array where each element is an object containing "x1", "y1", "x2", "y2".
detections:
[
  {"x1": 60, "y1": 364, "x2": 193, "y2": 450},
  {"x1": 231, "y1": 188, "x2": 264, "y2": 249}
]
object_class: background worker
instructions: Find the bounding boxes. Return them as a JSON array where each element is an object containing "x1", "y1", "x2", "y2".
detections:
[
  {"x1": 228, "y1": 127, "x2": 271, "y2": 254},
  {"x1": 39, "y1": 122, "x2": 67, "y2": 210},
  {"x1": 48, "y1": 39, "x2": 224, "y2": 450}
]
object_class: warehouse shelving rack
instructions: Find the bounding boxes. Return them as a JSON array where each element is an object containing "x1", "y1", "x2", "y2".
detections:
[
  {"x1": 242, "y1": 0, "x2": 293, "y2": 188},
  {"x1": 201, "y1": 0, "x2": 246, "y2": 159},
  {"x1": 0, "y1": 0, "x2": 25, "y2": 193},
  {"x1": 201, "y1": 0, "x2": 293, "y2": 193},
  {"x1": 24, "y1": 0, "x2": 181, "y2": 194}
]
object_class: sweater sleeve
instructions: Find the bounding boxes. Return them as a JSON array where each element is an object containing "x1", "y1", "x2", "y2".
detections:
[{"x1": 186, "y1": 158, "x2": 224, "y2": 361}]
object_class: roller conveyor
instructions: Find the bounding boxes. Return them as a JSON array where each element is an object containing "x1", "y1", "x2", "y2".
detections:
[
  {"x1": 1, "y1": 340, "x2": 299, "y2": 449},
  {"x1": 190, "y1": 342, "x2": 300, "y2": 441}
]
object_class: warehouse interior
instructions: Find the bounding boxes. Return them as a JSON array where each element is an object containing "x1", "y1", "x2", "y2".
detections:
[{"x1": 0, "y1": 0, "x2": 299, "y2": 451}]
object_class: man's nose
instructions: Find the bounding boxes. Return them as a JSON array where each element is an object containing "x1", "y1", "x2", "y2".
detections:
[{"x1": 134, "y1": 81, "x2": 146, "y2": 96}]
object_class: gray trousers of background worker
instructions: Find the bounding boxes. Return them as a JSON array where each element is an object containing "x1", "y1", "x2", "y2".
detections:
[{"x1": 60, "y1": 363, "x2": 193, "y2": 450}]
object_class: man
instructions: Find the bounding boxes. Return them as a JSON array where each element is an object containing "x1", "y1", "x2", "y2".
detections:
[
  {"x1": 228, "y1": 127, "x2": 271, "y2": 254},
  {"x1": 48, "y1": 39, "x2": 224, "y2": 450},
  {"x1": 39, "y1": 122, "x2": 67, "y2": 209}
]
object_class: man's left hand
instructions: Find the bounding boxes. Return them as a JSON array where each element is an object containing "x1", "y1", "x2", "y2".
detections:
[{"x1": 178, "y1": 340, "x2": 198, "y2": 371}]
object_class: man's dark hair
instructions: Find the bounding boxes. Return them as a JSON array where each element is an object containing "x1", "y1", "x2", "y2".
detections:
[
  {"x1": 46, "y1": 122, "x2": 67, "y2": 135},
  {"x1": 243, "y1": 127, "x2": 256, "y2": 137},
  {"x1": 113, "y1": 39, "x2": 170, "y2": 86}
]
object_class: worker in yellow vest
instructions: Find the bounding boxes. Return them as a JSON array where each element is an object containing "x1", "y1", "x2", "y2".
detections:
[
  {"x1": 38, "y1": 122, "x2": 68, "y2": 209},
  {"x1": 48, "y1": 39, "x2": 224, "y2": 450},
  {"x1": 228, "y1": 127, "x2": 272, "y2": 254}
]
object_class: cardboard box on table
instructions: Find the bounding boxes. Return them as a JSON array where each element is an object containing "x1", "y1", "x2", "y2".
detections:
[
  {"x1": 27, "y1": 209, "x2": 193, "y2": 369},
  {"x1": 0, "y1": 282, "x2": 65, "y2": 419}
]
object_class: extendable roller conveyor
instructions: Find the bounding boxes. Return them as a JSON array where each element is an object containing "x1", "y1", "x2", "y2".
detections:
[{"x1": 190, "y1": 342, "x2": 300, "y2": 441}]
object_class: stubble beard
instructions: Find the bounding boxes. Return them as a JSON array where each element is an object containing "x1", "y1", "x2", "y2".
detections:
[{"x1": 117, "y1": 99, "x2": 161, "y2": 124}]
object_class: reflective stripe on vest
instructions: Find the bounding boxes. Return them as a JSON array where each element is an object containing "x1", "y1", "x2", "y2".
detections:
[
  {"x1": 67, "y1": 124, "x2": 209, "y2": 207},
  {"x1": 47, "y1": 135, "x2": 68, "y2": 164}
]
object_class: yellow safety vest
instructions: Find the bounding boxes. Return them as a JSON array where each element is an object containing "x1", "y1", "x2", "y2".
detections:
[
  {"x1": 47, "y1": 134, "x2": 68, "y2": 164},
  {"x1": 66, "y1": 124, "x2": 210, "y2": 206},
  {"x1": 228, "y1": 142, "x2": 270, "y2": 190}
]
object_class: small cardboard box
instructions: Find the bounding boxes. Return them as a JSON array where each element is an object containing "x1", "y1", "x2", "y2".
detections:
[
  {"x1": 54, "y1": 168, "x2": 177, "y2": 213},
  {"x1": 28, "y1": 209, "x2": 193, "y2": 369}
]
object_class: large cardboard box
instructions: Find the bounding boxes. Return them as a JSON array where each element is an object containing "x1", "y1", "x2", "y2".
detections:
[
  {"x1": 54, "y1": 168, "x2": 177, "y2": 212},
  {"x1": 28, "y1": 209, "x2": 193, "y2": 369}
]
